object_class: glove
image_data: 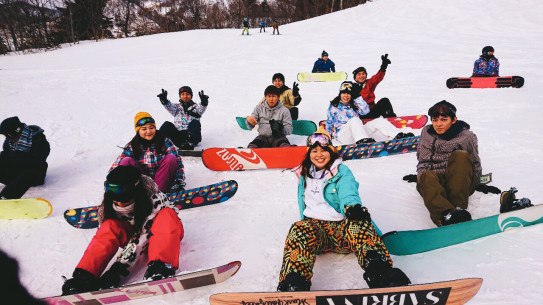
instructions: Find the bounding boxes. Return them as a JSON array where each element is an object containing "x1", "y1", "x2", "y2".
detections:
[
  {"x1": 292, "y1": 82, "x2": 300, "y2": 96},
  {"x1": 99, "y1": 262, "x2": 129, "y2": 289},
  {"x1": 157, "y1": 89, "x2": 168, "y2": 105},
  {"x1": 402, "y1": 174, "x2": 417, "y2": 183},
  {"x1": 198, "y1": 90, "x2": 209, "y2": 107},
  {"x1": 475, "y1": 184, "x2": 501, "y2": 194},
  {"x1": 269, "y1": 119, "x2": 284, "y2": 137},
  {"x1": 380, "y1": 54, "x2": 391, "y2": 71},
  {"x1": 345, "y1": 204, "x2": 371, "y2": 222}
]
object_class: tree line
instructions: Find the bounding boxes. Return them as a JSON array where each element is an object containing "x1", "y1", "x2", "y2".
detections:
[{"x1": 0, "y1": 0, "x2": 370, "y2": 54}]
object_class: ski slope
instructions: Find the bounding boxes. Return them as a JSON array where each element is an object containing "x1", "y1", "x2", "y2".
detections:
[{"x1": 1, "y1": 0, "x2": 542, "y2": 304}]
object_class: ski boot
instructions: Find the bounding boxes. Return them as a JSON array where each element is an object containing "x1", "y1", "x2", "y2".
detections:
[
  {"x1": 277, "y1": 272, "x2": 311, "y2": 292},
  {"x1": 362, "y1": 250, "x2": 411, "y2": 288},
  {"x1": 144, "y1": 260, "x2": 175, "y2": 281},
  {"x1": 500, "y1": 187, "x2": 533, "y2": 213},
  {"x1": 62, "y1": 268, "x2": 100, "y2": 295}
]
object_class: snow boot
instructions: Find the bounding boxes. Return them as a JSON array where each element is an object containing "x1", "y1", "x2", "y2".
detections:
[
  {"x1": 393, "y1": 132, "x2": 415, "y2": 140},
  {"x1": 439, "y1": 208, "x2": 472, "y2": 226},
  {"x1": 277, "y1": 272, "x2": 311, "y2": 292},
  {"x1": 500, "y1": 187, "x2": 533, "y2": 213},
  {"x1": 62, "y1": 268, "x2": 100, "y2": 295},
  {"x1": 144, "y1": 260, "x2": 175, "y2": 281},
  {"x1": 356, "y1": 138, "x2": 376, "y2": 144},
  {"x1": 363, "y1": 251, "x2": 410, "y2": 288}
]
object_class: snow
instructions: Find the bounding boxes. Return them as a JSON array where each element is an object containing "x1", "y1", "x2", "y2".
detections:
[{"x1": 1, "y1": 0, "x2": 542, "y2": 303}]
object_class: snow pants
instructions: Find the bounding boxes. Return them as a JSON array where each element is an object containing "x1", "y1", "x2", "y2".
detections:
[
  {"x1": 278, "y1": 218, "x2": 392, "y2": 284},
  {"x1": 159, "y1": 121, "x2": 201, "y2": 147},
  {"x1": 76, "y1": 208, "x2": 184, "y2": 277},
  {"x1": 416, "y1": 151, "x2": 478, "y2": 225},
  {"x1": 336, "y1": 117, "x2": 410, "y2": 144},
  {"x1": 242, "y1": 27, "x2": 249, "y2": 35},
  {"x1": 360, "y1": 98, "x2": 396, "y2": 119},
  {"x1": 119, "y1": 155, "x2": 177, "y2": 193},
  {"x1": 0, "y1": 159, "x2": 47, "y2": 199},
  {"x1": 273, "y1": 27, "x2": 279, "y2": 35},
  {"x1": 248, "y1": 135, "x2": 291, "y2": 148}
]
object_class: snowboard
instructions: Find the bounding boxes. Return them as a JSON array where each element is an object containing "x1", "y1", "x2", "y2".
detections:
[
  {"x1": 46, "y1": 261, "x2": 241, "y2": 305},
  {"x1": 64, "y1": 180, "x2": 238, "y2": 229},
  {"x1": 0, "y1": 198, "x2": 52, "y2": 219},
  {"x1": 319, "y1": 115, "x2": 428, "y2": 130},
  {"x1": 382, "y1": 204, "x2": 543, "y2": 256},
  {"x1": 297, "y1": 72, "x2": 348, "y2": 82},
  {"x1": 178, "y1": 150, "x2": 203, "y2": 157},
  {"x1": 236, "y1": 116, "x2": 317, "y2": 136},
  {"x1": 446, "y1": 76, "x2": 524, "y2": 89},
  {"x1": 209, "y1": 277, "x2": 483, "y2": 305},
  {"x1": 202, "y1": 136, "x2": 420, "y2": 171}
]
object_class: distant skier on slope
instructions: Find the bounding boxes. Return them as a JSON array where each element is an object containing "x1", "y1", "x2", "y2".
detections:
[
  {"x1": 62, "y1": 166, "x2": 184, "y2": 295},
  {"x1": 242, "y1": 18, "x2": 250, "y2": 35},
  {"x1": 472, "y1": 46, "x2": 500, "y2": 77},
  {"x1": 277, "y1": 128, "x2": 410, "y2": 291}
]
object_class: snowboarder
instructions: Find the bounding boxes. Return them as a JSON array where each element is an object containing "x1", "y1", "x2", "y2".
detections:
[
  {"x1": 325, "y1": 81, "x2": 413, "y2": 145},
  {"x1": 312, "y1": 50, "x2": 336, "y2": 73},
  {"x1": 415, "y1": 100, "x2": 481, "y2": 226},
  {"x1": 157, "y1": 86, "x2": 208, "y2": 150},
  {"x1": 259, "y1": 73, "x2": 302, "y2": 120},
  {"x1": 246, "y1": 85, "x2": 293, "y2": 148},
  {"x1": 0, "y1": 116, "x2": 50, "y2": 199},
  {"x1": 346, "y1": 54, "x2": 396, "y2": 119},
  {"x1": 259, "y1": 20, "x2": 266, "y2": 32},
  {"x1": 472, "y1": 46, "x2": 500, "y2": 77},
  {"x1": 109, "y1": 112, "x2": 186, "y2": 194},
  {"x1": 242, "y1": 18, "x2": 249, "y2": 35},
  {"x1": 277, "y1": 129, "x2": 410, "y2": 291},
  {"x1": 272, "y1": 21, "x2": 279, "y2": 35},
  {"x1": 61, "y1": 166, "x2": 184, "y2": 295}
]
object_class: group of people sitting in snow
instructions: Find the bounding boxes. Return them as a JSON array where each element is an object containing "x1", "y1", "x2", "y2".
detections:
[{"x1": 1, "y1": 46, "x2": 519, "y2": 297}]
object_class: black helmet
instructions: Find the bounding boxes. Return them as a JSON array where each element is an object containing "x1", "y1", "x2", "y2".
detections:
[{"x1": 482, "y1": 46, "x2": 494, "y2": 56}]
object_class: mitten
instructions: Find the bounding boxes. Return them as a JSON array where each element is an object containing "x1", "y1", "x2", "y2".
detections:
[
  {"x1": 269, "y1": 119, "x2": 284, "y2": 137},
  {"x1": 402, "y1": 174, "x2": 417, "y2": 183},
  {"x1": 345, "y1": 204, "x2": 371, "y2": 222},
  {"x1": 475, "y1": 184, "x2": 501, "y2": 194}
]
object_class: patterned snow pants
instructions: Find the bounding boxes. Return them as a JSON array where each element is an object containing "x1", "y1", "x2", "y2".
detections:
[{"x1": 278, "y1": 217, "x2": 391, "y2": 284}]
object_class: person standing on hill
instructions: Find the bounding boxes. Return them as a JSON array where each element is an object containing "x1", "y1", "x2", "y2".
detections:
[
  {"x1": 242, "y1": 18, "x2": 250, "y2": 35},
  {"x1": 472, "y1": 46, "x2": 500, "y2": 77},
  {"x1": 260, "y1": 20, "x2": 266, "y2": 32},
  {"x1": 312, "y1": 50, "x2": 336, "y2": 73},
  {"x1": 272, "y1": 21, "x2": 280, "y2": 35}
]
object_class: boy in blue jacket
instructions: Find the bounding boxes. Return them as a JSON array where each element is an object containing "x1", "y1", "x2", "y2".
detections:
[{"x1": 312, "y1": 50, "x2": 336, "y2": 73}]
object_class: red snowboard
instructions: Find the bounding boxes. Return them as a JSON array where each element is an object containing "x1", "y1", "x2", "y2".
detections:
[
  {"x1": 202, "y1": 146, "x2": 307, "y2": 171},
  {"x1": 446, "y1": 76, "x2": 524, "y2": 88},
  {"x1": 319, "y1": 115, "x2": 428, "y2": 129}
]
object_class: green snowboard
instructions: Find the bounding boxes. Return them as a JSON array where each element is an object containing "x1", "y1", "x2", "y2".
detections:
[
  {"x1": 297, "y1": 72, "x2": 348, "y2": 82},
  {"x1": 382, "y1": 204, "x2": 543, "y2": 255},
  {"x1": 235, "y1": 117, "x2": 317, "y2": 136}
]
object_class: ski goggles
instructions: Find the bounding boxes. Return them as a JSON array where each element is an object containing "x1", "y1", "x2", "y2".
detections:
[
  {"x1": 104, "y1": 179, "x2": 140, "y2": 195},
  {"x1": 339, "y1": 82, "x2": 353, "y2": 92},
  {"x1": 135, "y1": 117, "x2": 155, "y2": 127},
  {"x1": 306, "y1": 133, "x2": 332, "y2": 147}
]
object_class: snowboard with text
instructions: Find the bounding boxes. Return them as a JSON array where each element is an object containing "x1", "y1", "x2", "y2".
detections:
[
  {"x1": 446, "y1": 76, "x2": 524, "y2": 88},
  {"x1": 202, "y1": 136, "x2": 420, "y2": 171},
  {"x1": 64, "y1": 180, "x2": 238, "y2": 229},
  {"x1": 235, "y1": 116, "x2": 317, "y2": 136},
  {"x1": 297, "y1": 72, "x2": 348, "y2": 82},
  {"x1": 382, "y1": 204, "x2": 543, "y2": 255},
  {"x1": 0, "y1": 198, "x2": 52, "y2": 219},
  {"x1": 46, "y1": 261, "x2": 241, "y2": 305},
  {"x1": 209, "y1": 278, "x2": 482, "y2": 305}
]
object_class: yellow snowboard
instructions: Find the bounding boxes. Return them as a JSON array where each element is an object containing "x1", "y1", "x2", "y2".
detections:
[{"x1": 0, "y1": 198, "x2": 52, "y2": 219}]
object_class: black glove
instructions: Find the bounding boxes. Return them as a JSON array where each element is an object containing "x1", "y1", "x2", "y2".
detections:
[
  {"x1": 99, "y1": 262, "x2": 129, "y2": 289},
  {"x1": 380, "y1": 54, "x2": 391, "y2": 71},
  {"x1": 331, "y1": 65, "x2": 336, "y2": 72},
  {"x1": 292, "y1": 82, "x2": 300, "y2": 96},
  {"x1": 198, "y1": 90, "x2": 209, "y2": 107},
  {"x1": 345, "y1": 204, "x2": 371, "y2": 222},
  {"x1": 269, "y1": 119, "x2": 284, "y2": 137},
  {"x1": 157, "y1": 89, "x2": 168, "y2": 105},
  {"x1": 402, "y1": 174, "x2": 417, "y2": 183},
  {"x1": 475, "y1": 184, "x2": 501, "y2": 194}
]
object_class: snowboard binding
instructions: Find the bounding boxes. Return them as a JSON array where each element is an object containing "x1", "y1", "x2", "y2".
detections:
[{"x1": 500, "y1": 187, "x2": 533, "y2": 213}]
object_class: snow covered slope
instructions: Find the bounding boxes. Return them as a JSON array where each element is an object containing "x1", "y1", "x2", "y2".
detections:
[{"x1": 1, "y1": 0, "x2": 542, "y2": 304}]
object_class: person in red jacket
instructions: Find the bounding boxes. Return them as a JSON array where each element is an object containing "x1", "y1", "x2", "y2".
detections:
[{"x1": 351, "y1": 54, "x2": 396, "y2": 119}]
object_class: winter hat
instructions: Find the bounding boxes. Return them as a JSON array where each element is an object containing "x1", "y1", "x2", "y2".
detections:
[
  {"x1": 352, "y1": 67, "x2": 367, "y2": 78},
  {"x1": 134, "y1": 112, "x2": 156, "y2": 132},
  {"x1": 428, "y1": 100, "x2": 457, "y2": 119},
  {"x1": 0, "y1": 116, "x2": 23, "y2": 138},
  {"x1": 306, "y1": 126, "x2": 336, "y2": 153},
  {"x1": 482, "y1": 46, "x2": 494, "y2": 55},
  {"x1": 322, "y1": 50, "x2": 329, "y2": 57},
  {"x1": 339, "y1": 81, "x2": 354, "y2": 95},
  {"x1": 178, "y1": 86, "x2": 193, "y2": 97},
  {"x1": 105, "y1": 166, "x2": 142, "y2": 202},
  {"x1": 264, "y1": 85, "x2": 280, "y2": 96},
  {"x1": 272, "y1": 73, "x2": 285, "y2": 83}
]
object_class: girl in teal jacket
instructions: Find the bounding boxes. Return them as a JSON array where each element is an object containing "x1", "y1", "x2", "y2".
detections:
[{"x1": 277, "y1": 128, "x2": 410, "y2": 292}]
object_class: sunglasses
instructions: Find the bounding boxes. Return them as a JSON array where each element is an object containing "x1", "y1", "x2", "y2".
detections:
[
  {"x1": 307, "y1": 133, "x2": 332, "y2": 147},
  {"x1": 135, "y1": 117, "x2": 155, "y2": 127}
]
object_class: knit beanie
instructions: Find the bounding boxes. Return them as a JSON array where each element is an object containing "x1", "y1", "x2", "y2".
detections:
[
  {"x1": 352, "y1": 66, "x2": 367, "y2": 78},
  {"x1": 306, "y1": 126, "x2": 337, "y2": 153},
  {"x1": 0, "y1": 116, "x2": 23, "y2": 137},
  {"x1": 322, "y1": 50, "x2": 328, "y2": 57},
  {"x1": 105, "y1": 166, "x2": 142, "y2": 202},
  {"x1": 134, "y1": 112, "x2": 156, "y2": 132},
  {"x1": 482, "y1": 46, "x2": 494, "y2": 56},
  {"x1": 339, "y1": 81, "x2": 354, "y2": 95},
  {"x1": 178, "y1": 86, "x2": 193, "y2": 97}
]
